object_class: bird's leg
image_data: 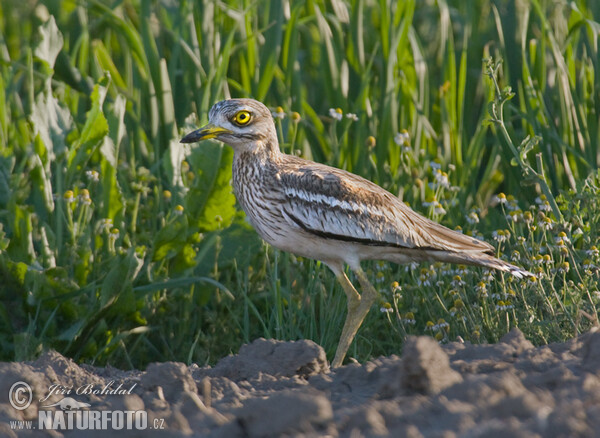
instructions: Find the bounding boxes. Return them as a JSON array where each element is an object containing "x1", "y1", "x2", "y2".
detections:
[
  {"x1": 332, "y1": 270, "x2": 361, "y2": 368},
  {"x1": 331, "y1": 266, "x2": 379, "y2": 368}
]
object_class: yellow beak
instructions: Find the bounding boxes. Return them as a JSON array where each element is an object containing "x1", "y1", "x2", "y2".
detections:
[{"x1": 180, "y1": 124, "x2": 232, "y2": 143}]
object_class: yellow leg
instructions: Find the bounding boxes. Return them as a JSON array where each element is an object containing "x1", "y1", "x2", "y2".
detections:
[{"x1": 330, "y1": 266, "x2": 379, "y2": 368}]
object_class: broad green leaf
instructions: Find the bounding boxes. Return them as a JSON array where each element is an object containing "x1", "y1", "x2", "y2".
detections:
[
  {"x1": 34, "y1": 16, "x2": 63, "y2": 68},
  {"x1": 186, "y1": 143, "x2": 236, "y2": 232},
  {"x1": 100, "y1": 248, "x2": 144, "y2": 306},
  {"x1": 30, "y1": 81, "x2": 74, "y2": 161},
  {"x1": 152, "y1": 214, "x2": 189, "y2": 262}
]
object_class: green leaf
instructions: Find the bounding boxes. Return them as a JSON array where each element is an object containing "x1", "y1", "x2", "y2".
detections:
[
  {"x1": 66, "y1": 76, "x2": 110, "y2": 186},
  {"x1": 30, "y1": 82, "x2": 74, "y2": 161},
  {"x1": 100, "y1": 248, "x2": 144, "y2": 306},
  {"x1": 34, "y1": 16, "x2": 63, "y2": 68},
  {"x1": 29, "y1": 145, "x2": 55, "y2": 216},
  {"x1": 151, "y1": 214, "x2": 190, "y2": 262},
  {"x1": 185, "y1": 143, "x2": 236, "y2": 232}
]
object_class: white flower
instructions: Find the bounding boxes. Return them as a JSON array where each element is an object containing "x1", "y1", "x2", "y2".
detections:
[
  {"x1": 492, "y1": 193, "x2": 507, "y2": 205},
  {"x1": 554, "y1": 232, "x2": 570, "y2": 245},
  {"x1": 380, "y1": 305, "x2": 394, "y2": 314},
  {"x1": 394, "y1": 130, "x2": 410, "y2": 146},
  {"x1": 466, "y1": 211, "x2": 479, "y2": 224},
  {"x1": 86, "y1": 170, "x2": 100, "y2": 182},
  {"x1": 99, "y1": 218, "x2": 113, "y2": 232},
  {"x1": 434, "y1": 169, "x2": 450, "y2": 188},
  {"x1": 433, "y1": 202, "x2": 446, "y2": 215},
  {"x1": 492, "y1": 229, "x2": 510, "y2": 243},
  {"x1": 329, "y1": 108, "x2": 343, "y2": 121},
  {"x1": 539, "y1": 201, "x2": 551, "y2": 212},
  {"x1": 345, "y1": 113, "x2": 358, "y2": 121},
  {"x1": 272, "y1": 107, "x2": 286, "y2": 119}
]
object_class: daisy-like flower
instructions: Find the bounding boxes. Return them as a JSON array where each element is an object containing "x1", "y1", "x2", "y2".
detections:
[
  {"x1": 554, "y1": 232, "x2": 570, "y2": 245},
  {"x1": 539, "y1": 201, "x2": 552, "y2": 212},
  {"x1": 272, "y1": 106, "x2": 286, "y2": 119},
  {"x1": 451, "y1": 275, "x2": 465, "y2": 287},
  {"x1": 391, "y1": 281, "x2": 402, "y2": 294},
  {"x1": 457, "y1": 265, "x2": 469, "y2": 276},
  {"x1": 422, "y1": 196, "x2": 437, "y2": 208},
  {"x1": 329, "y1": 107, "x2": 343, "y2": 121},
  {"x1": 86, "y1": 170, "x2": 100, "y2": 182},
  {"x1": 506, "y1": 210, "x2": 523, "y2": 222},
  {"x1": 523, "y1": 211, "x2": 534, "y2": 224},
  {"x1": 557, "y1": 261, "x2": 570, "y2": 274},
  {"x1": 433, "y1": 202, "x2": 446, "y2": 215},
  {"x1": 405, "y1": 261, "x2": 419, "y2": 272},
  {"x1": 402, "y1": 312, "x2": 416, "y2": 325},
  {"x1": 492, "y1": 192, "x2": 507, "y2": 205},
  {"x1": 511, "y1": 250, "x2": 520, "y2": 262},
  {"x1": 394, "y1": 130, "x2": 410, "y2": 146},
  {"x1": 109, "y1": 228, "x2": 120, "y2": 240},
  {"x1": 583, "y1": 259, "x2": 594, "y2": 270},
  {"x1": 492, "y1": 229, "x2": 510, "y2": 243},
  {"x1": 586, "y1": 246, "x2": 599, "y2": 258},
  {"x1": 64, "y1": 190, "x2": 75, "y2": 203},
  {"x1": 429, "y1": 318, "x2": 449, "y2": 332},
  {"x1": 99, "y1": 218, "x2": 113, "y2": 232},
  {"x1": 475, "y1": 281, "x2": 487, "y2": 297},
  {"x1": 434, "y1": 169, "x2": 450, "y2": 189},
  {"x1": 345, "y1": 113, "x2": 358, "y2": 121},
  {"x1": 540, "y1": 216, "x2": 554, "y2": 230},
  {"x1": 495, "y1": 300, "x2": 514, "y2": 311},
  {"x1": 506, "y1": 195, "x2": 519, "y2": 211},
  {"x1": 482, "y1": 269, "x2": 495, "y2": 282},
  {"x1": 466, "y1": 211, "x2": 479, "y2": 225},
  {"x1": 174, "y1": 205, "x2": 184, "y2": 215},
  {"x1": 380, "y1": 302, "x2": 394, "y2": 313},
  {"x1": 79, "y1": 189, "x2": 91, "y2": 206}
]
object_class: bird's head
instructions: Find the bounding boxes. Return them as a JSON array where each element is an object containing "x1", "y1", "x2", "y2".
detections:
[{"x1": 180, "y1": 99, "x2": 278, "y2": 154}]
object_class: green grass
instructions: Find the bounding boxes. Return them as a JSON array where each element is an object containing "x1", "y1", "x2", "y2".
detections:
[{"x1": 0, "y1": 0, "x2": 599, "y2": 368}]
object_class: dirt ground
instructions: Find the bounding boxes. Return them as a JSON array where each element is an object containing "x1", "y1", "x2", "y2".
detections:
[{"x1": 1, "y1": 327, "x2": 600, "y2": 437}]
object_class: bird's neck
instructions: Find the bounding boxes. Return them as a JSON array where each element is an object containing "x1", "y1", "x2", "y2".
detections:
[{"x1": 234, "y1": 138, "x2": 282, "y2": 165}]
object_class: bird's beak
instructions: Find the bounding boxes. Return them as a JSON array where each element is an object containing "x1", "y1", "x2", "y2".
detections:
[{"x1": 180, "y1": 124, "x2": 232, "y2": 143}]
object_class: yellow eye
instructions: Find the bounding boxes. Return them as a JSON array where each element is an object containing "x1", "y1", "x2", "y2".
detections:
[{"x1": 233, "y1": 110, "x2": 251, "y2": 126}]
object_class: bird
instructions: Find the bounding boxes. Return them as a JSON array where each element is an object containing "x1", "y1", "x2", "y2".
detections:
[{"x1": 181, "y1": 98, "x2": 531, "y2": 368}]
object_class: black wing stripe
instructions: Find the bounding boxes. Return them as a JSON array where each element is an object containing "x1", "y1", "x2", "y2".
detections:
[{"x1": 282, "y1": 208, "x2": 445, "y2": 251}]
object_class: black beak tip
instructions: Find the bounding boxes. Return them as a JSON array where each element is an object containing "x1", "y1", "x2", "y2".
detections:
[{"x1": 180, "y1": 132, "x2": 197, "y2": 144}]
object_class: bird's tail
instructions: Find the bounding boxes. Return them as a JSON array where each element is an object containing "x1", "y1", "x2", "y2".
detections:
[
  {"x1": 425, "y1": 251, "x2": 534, "y2": 278},
  {"x1": 383, "y1": 249, "x2": 534, "y2": 278}
]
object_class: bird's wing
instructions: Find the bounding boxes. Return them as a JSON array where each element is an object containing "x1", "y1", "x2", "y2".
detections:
[{"x1": 276, "y1": 157, "x2": 493, "y2": 254}]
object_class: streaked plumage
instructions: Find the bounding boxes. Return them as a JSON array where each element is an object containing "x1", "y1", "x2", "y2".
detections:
[{"x1": 182, "y1": 98, "x2": 531, "y2": 367}]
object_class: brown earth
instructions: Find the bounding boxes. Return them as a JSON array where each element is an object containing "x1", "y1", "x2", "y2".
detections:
[{"x1": 1, "y1": 327, "x2": 600, "y2": 437}]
